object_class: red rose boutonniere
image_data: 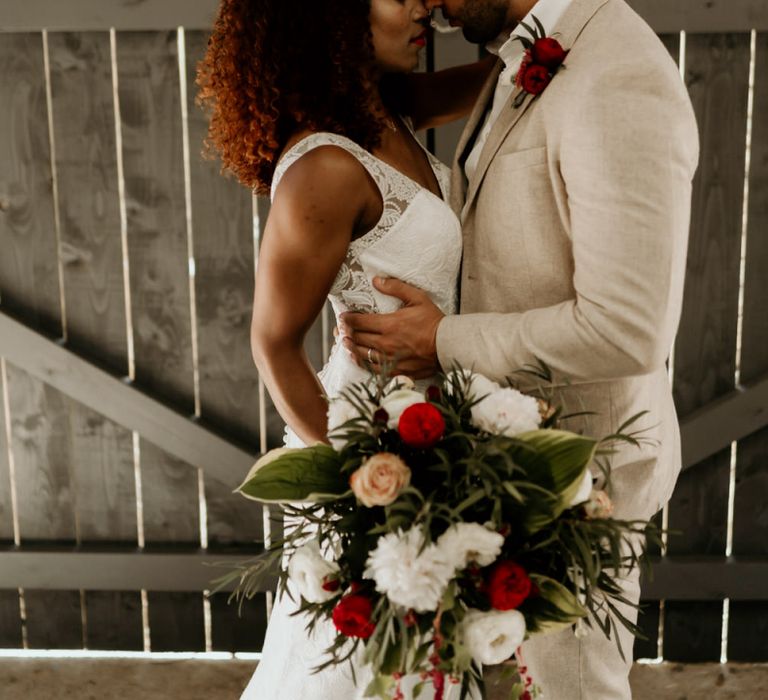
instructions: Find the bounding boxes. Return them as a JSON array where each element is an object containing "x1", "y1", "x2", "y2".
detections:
[{"x1": 512, "y1": 16, "x2": 569, "y2": 108}]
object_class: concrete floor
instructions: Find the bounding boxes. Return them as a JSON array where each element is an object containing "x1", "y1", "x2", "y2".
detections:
[{"x1": 0, "y1": 659, "x2": 766, "y2": 699}]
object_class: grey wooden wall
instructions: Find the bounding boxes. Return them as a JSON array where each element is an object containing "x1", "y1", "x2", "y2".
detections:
[{"x1": 0, "y1": 0, "x2": 766, "y2": 662}]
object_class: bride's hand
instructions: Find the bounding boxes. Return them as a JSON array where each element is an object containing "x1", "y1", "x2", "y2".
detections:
[{"x1": 340, "y1": 277, "x2": 444, "y2": 379}]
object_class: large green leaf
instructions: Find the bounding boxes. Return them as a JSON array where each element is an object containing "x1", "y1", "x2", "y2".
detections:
[
  {"x1": 236, "y1": 444, "x2": 348, "y2": 503},
  {"x1": 523, "y1": 573, "x2": 587, "y2": 635},
  {"x1": 506, "y1": 430, "x2": 597, "y2": 529}
]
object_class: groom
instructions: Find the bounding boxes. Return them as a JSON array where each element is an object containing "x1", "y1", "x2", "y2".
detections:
[{"x1": 341, "y1": 0, "x2": 699, "y2": 696}]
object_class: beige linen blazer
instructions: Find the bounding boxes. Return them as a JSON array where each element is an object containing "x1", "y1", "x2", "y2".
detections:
[{"x1": 436, "y1": 0, "x2": 700, "y2": 520}]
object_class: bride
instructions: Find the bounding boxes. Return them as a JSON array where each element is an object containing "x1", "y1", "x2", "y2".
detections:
[{"x1": 197, "y1": 0, "x2": 493, "y2": 696}]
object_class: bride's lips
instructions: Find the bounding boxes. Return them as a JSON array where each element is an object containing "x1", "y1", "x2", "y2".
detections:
[{"x1": 410, "y1": 30, "x2": 427, "y2": 47}]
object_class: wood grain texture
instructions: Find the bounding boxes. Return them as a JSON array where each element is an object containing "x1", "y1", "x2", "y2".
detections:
[
  {"x1": 5, "y1": 364, "x2": 77, "y2": 544},
  {"x1": 730, "y1": 32, "x2": 768, "y2": 663},
  {"x1": 184, "y1": 31, "x2": 264, "y2": 551},
  {"x1": 116, "y1": 30, "x2": 204, "y2": 652},
  {"x1": 0, "y1": 592, "x2": 22, "y2": 648},
  {"x1": 0, "y1": 32, "x2": 61, "y2": 335},
  {"x1": 47, "y1": 31, "x2": 127, "y2": 371},
  {"x1": 84, "y1": 591, "x2": 142, "y2": 651},
  {"x1": 116, "y1": 30, "x2": 193, "y2": 409},
  {"x1": 24, "y1": 590, "x2": 82, "y2": 649},
  {"x1": 665, "y1": 32, "x2": 751, "y2": 662}
]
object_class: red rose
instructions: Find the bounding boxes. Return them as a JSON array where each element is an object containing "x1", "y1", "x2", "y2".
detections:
[
  {"x1": 531, "y1": 37, "x2": 568, "y2": 69},
  {"x1": 520, "y1": 63, "x2": 552, "y2": 96},
  {"x1": 398, "y1": 403, "x2": 445, "y2": 449},
  {"x1": 426, "y1": 385, "x2": 442, "y2": 402},
  {"x1": 487, "y1": 561, "x2": 532, "y2": 610},
  {"x1": 332, "y1": 593, "x2": 376, "y2": 638}
]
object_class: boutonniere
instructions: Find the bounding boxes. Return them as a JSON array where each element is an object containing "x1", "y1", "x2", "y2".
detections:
[{"x1": 512, "y1": 16, "x2": 569, "y2": 108}]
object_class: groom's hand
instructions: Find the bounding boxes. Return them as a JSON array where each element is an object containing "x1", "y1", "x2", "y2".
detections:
[{"x1": 340, "y1": 277, "x2": 443, "y2": 379}]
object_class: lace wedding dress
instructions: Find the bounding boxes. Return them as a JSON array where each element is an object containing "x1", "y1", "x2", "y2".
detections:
[{"x1": 240, "y1": 130, "x2": 464, "y2": 699}]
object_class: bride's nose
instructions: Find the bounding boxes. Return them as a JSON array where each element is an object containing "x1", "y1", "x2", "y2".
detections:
[{"x1": 414, "y1": 1, "x2": 429, "y2": 21}]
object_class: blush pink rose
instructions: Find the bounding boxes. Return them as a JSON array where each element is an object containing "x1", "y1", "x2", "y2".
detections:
[{"x1": 350, "y1": 453, "x2": 411, "y2": 507}]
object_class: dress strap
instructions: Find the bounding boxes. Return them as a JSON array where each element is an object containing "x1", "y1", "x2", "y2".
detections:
[{"x1": 270, "y1": 132, "x2": 393, "y2": 202}]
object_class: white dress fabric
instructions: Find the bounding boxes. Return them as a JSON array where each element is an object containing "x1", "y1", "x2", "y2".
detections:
[{"x1": 240, "y1": 131, "x2": 466, "y2": 699}]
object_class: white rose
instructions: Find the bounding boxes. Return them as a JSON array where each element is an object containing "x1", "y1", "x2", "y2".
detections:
[
  {"x1": 584, "y1": 488, "x2": 614, "y2": 518},
  {"x1": 462, "y1": 609, "x2": 527, "y2": 665},
  {"x1": 437, "y1": 523, "x2": 504, "y2": 569},
  {"x1": 569, "y1": 469, "x2": 594, "y2": 507},
  {"x1": 363, "y1": 527, "x2": 454, "y2": 612},
  {"x1": 470, "y1": 387, "x2": 542, "y2": 437},
  {"x1": 380, "y1": 389, "x2": 425, "y2": 429},
  {"x1": 327, "y1": 395, "x2": 373, "y2": 450},
  {"x1": 287, "y1": 541, "x2": 340, "y2": 604}
]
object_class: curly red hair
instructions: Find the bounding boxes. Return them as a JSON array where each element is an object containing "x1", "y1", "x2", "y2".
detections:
[{"x1": 197, "y1": 0, "x2": 389, "y2": 194}]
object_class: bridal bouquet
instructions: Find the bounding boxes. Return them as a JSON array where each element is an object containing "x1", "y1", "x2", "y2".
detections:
[{"x1": 219, "y1": 368, "x2": 655, "y2": 700}]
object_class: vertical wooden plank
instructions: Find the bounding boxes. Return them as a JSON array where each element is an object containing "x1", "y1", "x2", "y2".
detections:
[
  {"x1": 730, "y1": 31, "x2": 768, "y2": 663},
  {"x1": 0, "y1": 592, "x2": 22, "y2": 648},
  {"x1": 4, "y1": 364, "x2": 76, "y2": 545},
  {"x1": 47, "y1": 31, "x2": 127, "y2": 372},
  {"x1": 85, "y1": 591, "x2": 143, "y2": 651},
  {"x1": 431, "y1": 31, "x2": 480, "y2": 166},
  {"x1": 116, "y1": 30, "x2": 194, "y2": 409},
  {"x1": 24, "y1": 590, "x2": 82, "y2": 649},
  {"x1": 209, "y1": 591, "x2": 267, "y2": 653},
  {"x1": 0, "y1": 368, "x2": 14, "y2": 545},
  {"x1": 184, "y1": 30, "x2": 263, "y2": 556},
  {"x1": 116, "y1": 29, "x2": 203, "y2": 652},
  {"x1": 146, "y1": 591, "x2": 205, "y2": 652},
  {"x1": 47, "y1": 31, "x2": 137, "y2": 546},
  {"x1": 664, "y1": 32, "x2": 751, "y2": 662},
  {"x1": 0, "y1": 32, "x2": 61, "y2": 334}
]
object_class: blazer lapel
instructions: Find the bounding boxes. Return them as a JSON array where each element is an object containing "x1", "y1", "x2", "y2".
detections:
[
  {"x1": 460, "y1": 0, "x2": 611, "y2": 220},
  {"x1": 449, "y1": 59, "x2": 503, "y2": 217}
]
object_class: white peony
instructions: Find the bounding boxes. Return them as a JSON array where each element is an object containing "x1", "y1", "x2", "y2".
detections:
[
  {"x1": 363, "y1": 527, "x2": 455, "y2": 612},
  {"x1": 380, "y1": 389, "x2": 425, "y2": 429},
  {"x1": 327, "y1": 395, "x2": 373, "y2": 450},
  {"x1": 569, "y1": 469, "x2": 594, "y2": 506},
  {"x1": 462, "y1": 609, "x2": 527, "y2": 665},
  {"x1": 470, "y1": 386, "x2": 542, "y2": 437},
  {"x1": 287, "y1": 541, "x2": 340, "y2": 604},
  {"x1": 437, "y1": 523, "x2": 504, "y2": 569},
  {"x1": 446, "y1": 369, "x2": 499, "y2": 400}
]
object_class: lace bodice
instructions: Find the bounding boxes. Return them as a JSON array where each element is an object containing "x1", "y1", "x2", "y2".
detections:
[
  {"x1": 241, "y1": 134, "x2": 469, "y2": 699},
  {"x1": 271, "y1": 131, "x2": 463, "y2": 410}
]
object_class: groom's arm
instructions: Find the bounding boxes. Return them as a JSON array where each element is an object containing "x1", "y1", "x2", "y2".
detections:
[{"x1": 435, "y1": 63, "x2": 700, "y2": 384}]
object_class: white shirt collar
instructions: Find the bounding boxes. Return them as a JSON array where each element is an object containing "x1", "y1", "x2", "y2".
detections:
[{"x1": 488, "y1": 0, "x2": 573, "y2": 71}]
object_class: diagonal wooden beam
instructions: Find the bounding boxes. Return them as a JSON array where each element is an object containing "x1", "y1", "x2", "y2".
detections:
[
  {"x1": 0, "y1": 310, "x2": 257, "y2": 489},
  {"x1": 680, "y1": 373, "x2": 768, "y2": 470}
]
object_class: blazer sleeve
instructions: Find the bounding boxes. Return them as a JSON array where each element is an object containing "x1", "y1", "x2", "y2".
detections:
[{"x1": 436, "y1": 59, "x2": 700, "y2": 384}]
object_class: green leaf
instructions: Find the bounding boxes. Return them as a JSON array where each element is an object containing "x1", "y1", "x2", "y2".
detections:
[
  {"x1": 236, "y1": 444, "x2": 348, "y2": 503},
  {"x1": 364, "y1": 674, "x2": 395, "y2": 699},
  {"x1": 509, "y1": 429, "x2": 597, "y2": 513},
  {"x1": 532, "y1": 15, "x2": 547, "y2": 39},
  {"x1": 526, "y1": 573, "x2": 587, "y2": 634}
]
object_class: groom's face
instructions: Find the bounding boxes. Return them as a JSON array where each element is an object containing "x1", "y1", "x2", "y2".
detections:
[{"x1": 427, "y1": 0, "x2": 511, "y2": 44}]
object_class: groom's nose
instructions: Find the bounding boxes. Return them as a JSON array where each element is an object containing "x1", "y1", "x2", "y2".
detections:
[{"x1": 424, "y1": 0, "x2": 443, "y2": 9}]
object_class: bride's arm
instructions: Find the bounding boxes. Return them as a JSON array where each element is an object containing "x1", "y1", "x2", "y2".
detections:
[
  {"x1": 402, "y1": 54, "x2": 497, "y2": 131},
  {"x1": 250, "y1": 146, "x2": 374, "y2": 446}
]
